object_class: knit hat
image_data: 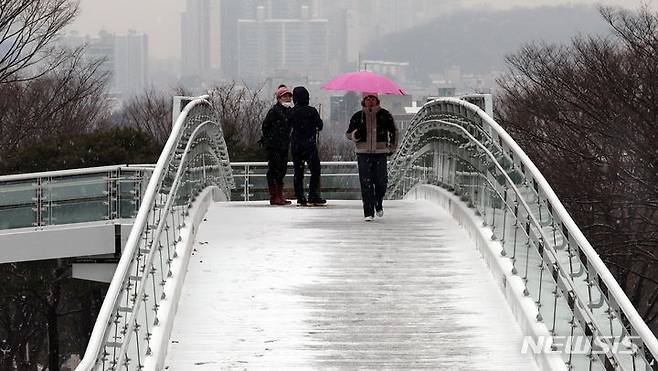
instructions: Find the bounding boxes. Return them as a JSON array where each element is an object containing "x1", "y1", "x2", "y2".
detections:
[
  {"x1": 361, "y1": 92, "x2": 380, "y2": 106},
  {"x1": 275, "y1": 86, "x2": 292, "y2": 99}
]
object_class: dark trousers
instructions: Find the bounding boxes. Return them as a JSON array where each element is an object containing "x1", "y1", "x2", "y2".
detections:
[
  {"x1": 357, "y1": 153, "x2": 387, "y2": 217},
  {"x1": 292, "y1": 146, "x2": 321, "y2": 200},
  {"x1": 266, "y1": 148, "x2": 288, "y2": 186}
]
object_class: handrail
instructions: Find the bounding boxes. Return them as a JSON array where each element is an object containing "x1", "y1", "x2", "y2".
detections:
[
  {"x1": 0, "y1": 163, "x2": 356, "y2": 182},
  {"x1": 437, "y1": 98, "x2": 658, "y2": 360},
  {"x1": 0, "y1": 164, "x2": 153, "y2": 182},
  {"x1": 426, "y1": 119, "x2": 633, "y2": 366},
  {"x1": 388, "y1": 97, "x2": 658, "y2": 369},
  {"x1": 76, "y1": 96, "x2": 234, "y2": 371},
  {"x1": 106, "y1": 120, "x2": 220, "y2": 369},
  {"x1": 230, "y1": 161, "x2": 357, "y2": 166}
]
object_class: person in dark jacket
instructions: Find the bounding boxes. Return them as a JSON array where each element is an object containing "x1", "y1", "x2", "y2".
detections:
[
  {"x1": 262, "y1": 86, "x2": 293, "y2": 205},
  {"x1": 345, "y1": 93, "x2": 398, "y2": 221},
  {"x1": 290, "y1": 86, "x2": 325, "y2": 206}
]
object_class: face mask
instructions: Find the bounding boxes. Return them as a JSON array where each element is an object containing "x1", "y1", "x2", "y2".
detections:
[{"x1": 282, "y1": 102, "x2": 293, "y2": 108}]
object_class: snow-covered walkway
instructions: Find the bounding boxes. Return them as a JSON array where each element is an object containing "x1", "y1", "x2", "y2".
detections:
[{"x1": 164, "y1": 200, "x2": 538, "y2": 370}]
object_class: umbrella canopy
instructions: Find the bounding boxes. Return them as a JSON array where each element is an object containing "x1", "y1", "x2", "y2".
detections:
[{"x1": 323, "y1": 70, "x2": 406, "y2": 95}]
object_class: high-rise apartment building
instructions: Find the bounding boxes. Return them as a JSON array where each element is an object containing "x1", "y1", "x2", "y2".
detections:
[
  {"x1": 61, "y1": 30, "x2": 149, "y2": 98},
  {"x1": 181, "y1": 0, "x2": 221, "y2": 78},
  {"x1": 115, "y1": 31, "x2": 148, "y2": 96},
  {"x1": 183, "y1": 0, "x2": 448, "y2": 82},
  {"x1": 236, "y1": 4, "x2": 328, "y2": 82},
  {"x1": 219, "y1": 0, "x2": 251, "y2": 78}
]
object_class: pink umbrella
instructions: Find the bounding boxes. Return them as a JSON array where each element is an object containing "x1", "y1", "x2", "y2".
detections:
[{"x1": 323, "y1": 70, "x2": 406, "y2": 95}]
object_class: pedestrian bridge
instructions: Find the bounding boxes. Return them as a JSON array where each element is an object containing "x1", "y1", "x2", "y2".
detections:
[
  {"x1": 1, "y1": 97, "x2": 656, "y2": 370},
  {"x1": 164, "y1": 199, "x2": 538, "y2": 370}
]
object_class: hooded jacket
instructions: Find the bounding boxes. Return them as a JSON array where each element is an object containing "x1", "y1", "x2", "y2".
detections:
[
  {"x1": 261, "y1": 102, "x2": 292, "y2": 151},
  {"x1": 345, "y1": 105, "x2": 398, "y2": 155},
  {"x1": 290, "y1": 87, "x2": 323, "y2": 152}
]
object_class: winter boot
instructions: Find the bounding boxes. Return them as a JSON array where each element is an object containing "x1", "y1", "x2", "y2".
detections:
[
  {"x1": 276, "y1": 184, "x2": 292, "y2": 205},
  {"x1": 268, "y1": 183, "x2": 278, "y2": 205}
]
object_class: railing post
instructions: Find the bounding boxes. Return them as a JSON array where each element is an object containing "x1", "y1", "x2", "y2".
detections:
[
  {"x1": 244, "y1": 164, "x2": 250, "y2": 202},
  {"x1": 35, "y1": 177, "x2": 43, "y2": 227},
  {"x1": 202, "y1": 154, "x2": 207, "y2": 184},
  {"x1": 433, "y1": 142, "x2": 441, "y2": 185}
]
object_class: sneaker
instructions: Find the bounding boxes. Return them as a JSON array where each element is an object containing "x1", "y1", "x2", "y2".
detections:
[
  {"x1": 376, "y1": 208, "x2": 384, "y2": 218},
  {"x1": 297, "y1": 199, "x2": 308, "y2": 207},
  {"x1": 307, "y1": 196, "x2": 327, "y2": 206},
  {"x1": 364, "y1": 216, "x2": 374, "y2": 222}
]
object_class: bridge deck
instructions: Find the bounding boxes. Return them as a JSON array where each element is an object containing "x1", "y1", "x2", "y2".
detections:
[{"x1": 164, "y1": 200, "x2": 538, "y2": 370}]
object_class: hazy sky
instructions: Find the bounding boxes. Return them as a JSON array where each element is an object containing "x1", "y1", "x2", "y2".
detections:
[{"x1": 69, "y1": 0, "x2": 655, "y2": 59}]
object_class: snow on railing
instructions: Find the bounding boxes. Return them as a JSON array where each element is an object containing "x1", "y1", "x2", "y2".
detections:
[
  {"x1": 76, "y1": 96, "x2": 234, "y2": 371},
  {"x1": 388, "y1": 98, "x2": 658, "y2": 370}
]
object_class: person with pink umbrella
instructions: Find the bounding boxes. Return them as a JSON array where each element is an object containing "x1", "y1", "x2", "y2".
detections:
[
  {"x1": 324, "y1": 70, "x2": 403, "y2": 221},
  {"x1": 345, "y1": 93, "x2": 398, "y2": 221}
]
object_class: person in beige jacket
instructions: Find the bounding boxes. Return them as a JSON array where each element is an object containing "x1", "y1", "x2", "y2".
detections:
[{"x1": 345, "y1": 93, "x2": 398, "y2": 221}]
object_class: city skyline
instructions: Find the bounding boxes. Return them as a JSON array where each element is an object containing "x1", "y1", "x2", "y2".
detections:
[{"x1": 70, "y1": 0, "x2": 655, "y2": 60}]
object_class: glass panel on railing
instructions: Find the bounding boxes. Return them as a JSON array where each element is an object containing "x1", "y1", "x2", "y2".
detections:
[
  {"x1": 566, "y1": 320, "x2": 595, "y2": 370},
  {"x1": 521, "y1": 239, "x2": 545, "y2": 303},
  {"x1": 119, "y1": 199, "x2": 138, "y2": 219},
  {"x1": 554, "y1": 287, "x2": 575, "y2": 340},
  {"x1": 320, "y1": 163, "x2": 360, "y2": 200},
  {"x1": 229, "y1": 163, "x2": 360, "y2": 201},
  {"x1": 117, "y1": 174, "x2": 142, "y2": 219},
  {"x1": 43, "y1": 175, "x2": 108, "y2": 201},
  {"x1": 0, "y1": 207, "x2": 36, "y2": 229},
  {"x1": 0, "y1": 180, "x2": 37, "y2": 207},
  {"x1": 46, "y1": 200, "x2": 109, "y2": 225}
]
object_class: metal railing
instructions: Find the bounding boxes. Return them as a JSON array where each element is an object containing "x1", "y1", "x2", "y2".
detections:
[
  {"x1": 0, "y1": 160, "x2": 359, "y2": 233},
  {"x1": 387, "y1": 98, "x2": 658, "y2": 371},
  {"x1": 0, "y1": 165, "x2": 153, "y2": 231},
  {"x1": 230, "y1": 161, "x2": 360, "y2": 201},
  {"x1": 76, "y1": 96, "x2": 234, "y2": 371}
]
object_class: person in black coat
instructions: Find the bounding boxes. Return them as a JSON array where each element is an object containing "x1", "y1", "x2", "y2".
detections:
[
  {"x1": 290, "y1": 86, "x2": 325, "y2": 206},
  {"x1": 345, "y1": 93, "x2": 398, "y2": 221},
  {"x1": 262, "y1": 86, "x2": 293, "y2": 205}
]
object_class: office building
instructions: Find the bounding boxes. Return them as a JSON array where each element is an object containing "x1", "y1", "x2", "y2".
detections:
[
  {"x1": 61, "y1": 31, "x2": 149, "y2": 98},
  {"x1": 181, "y1": 0, "x2": 221, "y2": 78},
  {"x1": 237, "y1": 5, "x2": 328, "y2": 82},
  {"x1": 115, "y1": 31, "x2": 148, "y2": 96}
]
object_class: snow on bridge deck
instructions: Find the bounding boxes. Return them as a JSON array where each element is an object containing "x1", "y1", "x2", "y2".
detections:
[{"x1": 164, "y1": 200, "x2": 539, "y2": 370}]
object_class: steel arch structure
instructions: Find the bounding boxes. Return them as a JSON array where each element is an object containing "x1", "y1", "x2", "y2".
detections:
[{"x1": 387, "y1": 98, "x2": 658, "y2": 370}]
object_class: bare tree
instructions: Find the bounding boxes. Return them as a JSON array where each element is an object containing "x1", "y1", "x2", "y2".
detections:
[
  {"x1": 0, "y1": 47, "x2": 110, "y2": 163},
  {"x1": 116, "y1": 81, "x2": 358, "y2": 162},
  {"x1": 206, "y1": 81, "x2": 269, "y2": 161},
  {"x1": 117, "y1": 88, "x2": 172, "y2": 146},
  {"x1": 0, "y1": 0, "x2": 79, "y2": 84},
  {"x1": 497, "y1": 5, "x2": 658, "y2": 332},
  {"x1": 113, "y1": 82, "x2": 270, "y2": 160}
]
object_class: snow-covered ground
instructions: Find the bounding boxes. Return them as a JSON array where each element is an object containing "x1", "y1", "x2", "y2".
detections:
[{"x1": 164, "y1": 200, "x2": 539, "y2": 370}]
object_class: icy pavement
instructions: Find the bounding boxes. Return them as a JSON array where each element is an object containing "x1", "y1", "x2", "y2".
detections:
[{"x1": 164, "y1": 200, "x2": 539, "y2": 370}]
